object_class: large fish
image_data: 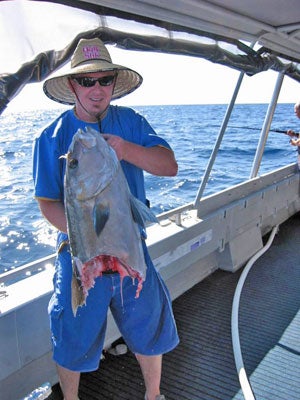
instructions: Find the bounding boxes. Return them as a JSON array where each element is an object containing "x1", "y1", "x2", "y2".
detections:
[{"x1": 64, "y1": 126, "x2": 157, "y2": 316}]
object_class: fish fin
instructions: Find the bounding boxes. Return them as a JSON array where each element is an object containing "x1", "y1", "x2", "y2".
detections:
[
  {"x1": 93, "y1": 203, "x2": 110, "y2": 236},
  {"x1": 71, "y1": 260, "x2": 85, "y2": 317},
  {"x1": 130, "y1": 195, "x2": 158, "y2": 229}
]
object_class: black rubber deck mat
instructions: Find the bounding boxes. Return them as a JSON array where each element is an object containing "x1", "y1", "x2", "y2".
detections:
[{"x1": 49, "y1": 214, "x2": 300, "y2": 400}]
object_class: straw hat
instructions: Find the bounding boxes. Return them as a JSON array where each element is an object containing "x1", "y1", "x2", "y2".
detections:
[{"x1": 43, "y1": 38, "x2": 143, "y2": 104}]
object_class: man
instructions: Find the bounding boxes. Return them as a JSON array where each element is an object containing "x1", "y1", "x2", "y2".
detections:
[
  {"x1": 287, "y1": 101, "x2": 300, "y2": 169},
  {"x1": 33, "y1": 38, "x2": 179, "y2": 400}
]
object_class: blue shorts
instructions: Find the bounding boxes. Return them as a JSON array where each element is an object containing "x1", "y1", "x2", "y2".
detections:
[{"x1": 48, "y1": 242, "x2": 179, "y2": 372}]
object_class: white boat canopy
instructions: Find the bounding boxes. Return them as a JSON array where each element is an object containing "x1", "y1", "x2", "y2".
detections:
[{"x1": 1, "y1": 0, "x2": 300, "y2": 113}]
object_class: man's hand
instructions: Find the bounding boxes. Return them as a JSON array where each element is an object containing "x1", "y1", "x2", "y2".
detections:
[
  {"x1": 287, "y1": 129, "x2": 298, "y2": 138},
  {"x1": 102, "y1": 133, "x2": 178, "y2": 176},
  {"x1": 290, "y1": 138, "x2": 300, "y2": 147},
  {"x1": 102, "y1": 133, "x2": 126, "y2": 160}
]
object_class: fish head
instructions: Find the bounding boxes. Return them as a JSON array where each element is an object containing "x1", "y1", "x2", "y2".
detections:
[{"x1": 66, "y1": 127, "x2": 118, "y2": 201}]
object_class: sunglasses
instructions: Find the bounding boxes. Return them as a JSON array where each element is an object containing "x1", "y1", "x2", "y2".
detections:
[{"x1": 72, "y1": 75, "x2": 116, "y2": 88}]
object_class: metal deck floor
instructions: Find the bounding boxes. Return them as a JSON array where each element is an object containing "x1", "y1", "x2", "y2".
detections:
[{"x1": 49, "y1": 214, "x2": 300, "y2": 400}]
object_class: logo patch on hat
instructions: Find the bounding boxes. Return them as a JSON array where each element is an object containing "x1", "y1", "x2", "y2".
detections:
[{"x1": 82, "y1": 45, "x2": 100, "y2": 59}]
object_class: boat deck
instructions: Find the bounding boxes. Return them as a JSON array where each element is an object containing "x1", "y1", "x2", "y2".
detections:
[{"x1": 48, "y1": 214, "x2": 300, "y2": 400}]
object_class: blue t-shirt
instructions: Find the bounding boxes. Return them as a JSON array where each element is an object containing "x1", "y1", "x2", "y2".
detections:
[
  {"x1": 33, "y1": 105, "x2": 171, "y2": 244},
  {"x1": 33, "y1": 105, "x2": 171, "y2": 202}
]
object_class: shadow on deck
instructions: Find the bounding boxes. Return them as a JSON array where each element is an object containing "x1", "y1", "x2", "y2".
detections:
[{"x1": 49, "y1": 214, "x2": 300, "y2": 400}]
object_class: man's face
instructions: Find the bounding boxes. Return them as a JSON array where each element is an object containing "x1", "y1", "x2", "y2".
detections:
[
  {"x1": 294, "y1": 104, "x2": 300, "y2": 119},
  {"x1": 69, "y1": 72, "x2": 116, "y2": 122}
]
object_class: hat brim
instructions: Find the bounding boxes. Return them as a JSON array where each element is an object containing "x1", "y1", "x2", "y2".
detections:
[{"x1": 43, "y1": 60, "x2": 143, "y2": 105}]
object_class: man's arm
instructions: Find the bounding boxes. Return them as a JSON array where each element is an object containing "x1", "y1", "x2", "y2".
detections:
[
  {"x1": 37, "y1": 199, "x2": 68, "y2": 233},
  {"x1": 102, "y1": 134, "x2": 178, "y2": 176},
  {"x1": 290, "y1": 138, "x2": 300, "y2": 147}
]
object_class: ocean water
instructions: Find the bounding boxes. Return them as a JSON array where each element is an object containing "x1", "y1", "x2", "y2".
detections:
[{"x1": 0, "y1": 103, "x2": 298, "y2": 274}]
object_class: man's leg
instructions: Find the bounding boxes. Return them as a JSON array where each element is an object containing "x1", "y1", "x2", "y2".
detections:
[
  {"x1": 136, "y1": 353, "x2": 162, "y2": 400},
  {"x1": 57, "y1": 364, "x2": 80, "y2": 400}
]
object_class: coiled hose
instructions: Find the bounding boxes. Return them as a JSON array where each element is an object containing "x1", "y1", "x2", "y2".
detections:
[{"x1": 231, "y1": 225, "x2": 279, "y2": 400}]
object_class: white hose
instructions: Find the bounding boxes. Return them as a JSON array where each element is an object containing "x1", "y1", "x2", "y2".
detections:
[{"x1": 231, "y1": 225, "x2": 279, "y2": 400}]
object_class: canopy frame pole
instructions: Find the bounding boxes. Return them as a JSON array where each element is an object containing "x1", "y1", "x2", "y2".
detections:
[
  {"x1": 249, "y1": 72, "x2": 285, "y2": 178},
  {"x1": 193, "y1": 70, "x2": 245, "y2": 208}
]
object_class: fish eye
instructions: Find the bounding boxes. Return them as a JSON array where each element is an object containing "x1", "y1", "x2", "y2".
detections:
[{"x1": 69, "y1": 158, "x2": 78, "y2": 169}]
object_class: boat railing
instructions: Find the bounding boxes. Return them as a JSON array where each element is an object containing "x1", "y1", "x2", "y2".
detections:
[
  {"x1": 197, "y1": 163, "x2": 298, "y2": 218},
  {"x1": 1, "y1": 162, "x2": 298, "y2": 290},
  {"x1": 156, "y1": 162, "x2": 298, "y2": 225},
  {"x1": 0, "y1": 254, "x2": 55, "y2": 288}
]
